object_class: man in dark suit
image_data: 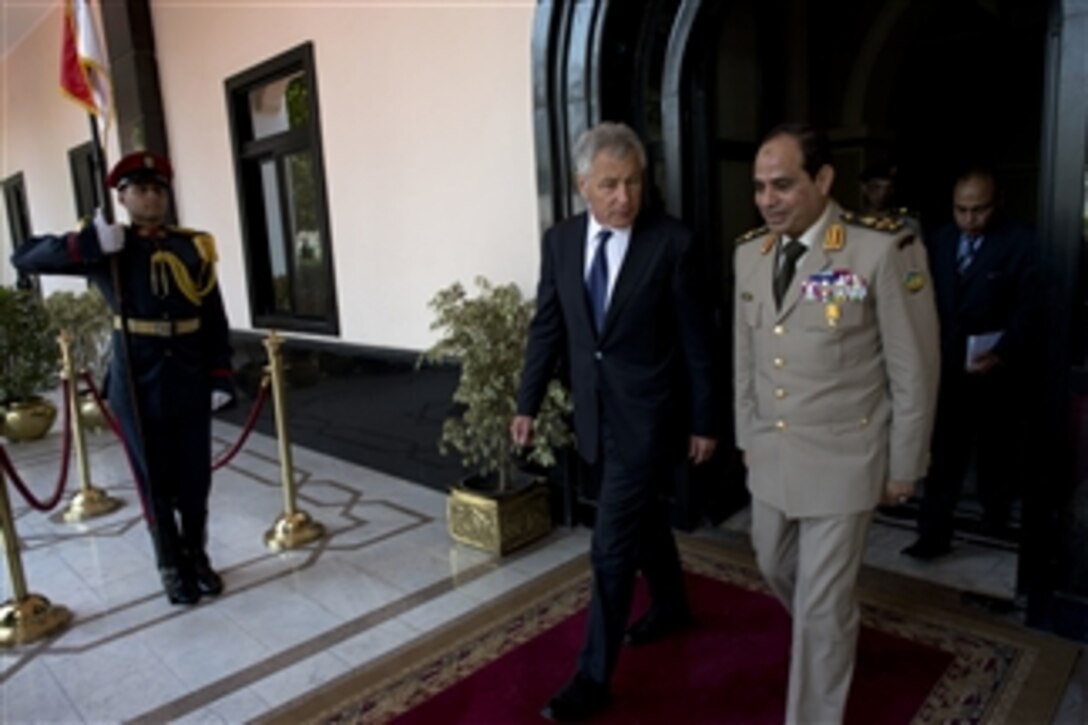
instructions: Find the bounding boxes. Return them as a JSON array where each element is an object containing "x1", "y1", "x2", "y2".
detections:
[
  {"x1": 904, "y1": 167, "x2": 1037, "y2": 559},
  {"x1": 511, "y1": 122, "x2": 718, "y2": 721},
  {"x1": 12, "y1": 151, "x2": 235, "y2": 605}
]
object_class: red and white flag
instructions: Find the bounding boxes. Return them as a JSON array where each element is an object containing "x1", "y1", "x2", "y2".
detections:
[{"x1": 60, "y1": 0, "x2": 112, "y2": 127}]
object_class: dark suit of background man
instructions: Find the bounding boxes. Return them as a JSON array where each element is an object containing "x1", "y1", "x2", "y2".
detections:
[
  {"x1": 11, "y1": 152, "x2": 235, "y2": 606},
  {"x1": 904, "y1": 168, "x2": 1037, "y2": 560},
  {"x1": 734, "y1": 124, "x2": 939, "y2": 724},
  {"x1": 512, "y1": 122, "x2": 718, "y2": 721}
]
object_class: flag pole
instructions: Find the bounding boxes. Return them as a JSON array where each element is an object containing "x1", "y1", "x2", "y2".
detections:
[
  {"x1": 85, "y1": 113, "x2": 151, "y2": 525},
  {"x1": 63, "y1": 0, "x2": 154, "y2": 528},
  {"x1": 86, "y1": 113, "x2": 114, "y2": 223}
]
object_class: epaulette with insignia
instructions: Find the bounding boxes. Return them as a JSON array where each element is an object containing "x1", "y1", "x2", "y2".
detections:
[
  {"x1": 736, "y1": 226, "x2": 769, "y2": 245},
  {"x1": 840, "y1": 210, "x2": 904, "y2": 234}
]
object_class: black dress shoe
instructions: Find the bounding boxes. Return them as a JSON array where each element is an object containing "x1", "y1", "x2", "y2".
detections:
[
  {"x1": 901, "y1": 538, "x2": 952, "y2": 561},
  {"x1": 191, "y1": 559, "x2": 224, "y2": 596},
  {"x1": 161, "y1": 567, "x2": 199, "y2": 605},
  {"x1": 541, "y1": 673, "x2": 610, "y2": 722},
  {"x1": 624, "y1": 611, "x2": 693, "y2": 646}
]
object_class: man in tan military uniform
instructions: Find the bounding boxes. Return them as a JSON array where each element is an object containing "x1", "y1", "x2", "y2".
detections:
[{"x1": 734, "y1": 124, "x2": 939, "y2": 724}]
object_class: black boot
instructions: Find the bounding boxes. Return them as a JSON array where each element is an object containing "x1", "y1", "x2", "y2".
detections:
[
  {"x1": 181, "y1": 510, "x2": 224, "y2": 596},
  {"x1": 160, "y1": 567, "x2": 200, "y2": 605},
  {"x1": 148, "y1": 506, "x2": 199, "y2": 604},
  {"x1": 189, "y1": 553, "x2": 223, "y2": 596}
]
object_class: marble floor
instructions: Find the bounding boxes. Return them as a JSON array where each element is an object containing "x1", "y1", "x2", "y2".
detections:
[{"x1": 0, "y1": 421, "x2": 1082, "y2": 723}]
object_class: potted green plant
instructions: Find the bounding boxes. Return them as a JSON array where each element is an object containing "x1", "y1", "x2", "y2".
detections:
[
  {"x1": 0, "y1": 286, "x2": 60, "y2": 442},
  {"x1": 420, "y1": 276, "x2": 573, "y2": 554},
  {"x1": 44, "y1": 288, "x2": 113, "y2": 430}
]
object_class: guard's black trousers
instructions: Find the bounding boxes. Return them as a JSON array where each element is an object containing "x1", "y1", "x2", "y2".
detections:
[{"x1": 119, "y1": 408, "x2": 213, "y2": 570}]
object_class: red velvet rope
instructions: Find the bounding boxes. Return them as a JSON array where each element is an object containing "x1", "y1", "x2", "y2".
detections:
[
  {"x1": 211, "y1": 377, "x2": 270, "y2": 471},
  {"x1": 0, "y1": 379, "x2": 74, "y2": 512}
]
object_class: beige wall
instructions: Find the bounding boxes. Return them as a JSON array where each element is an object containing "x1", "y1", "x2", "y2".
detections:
[
  {"x1": 152, "y1": 0, "x2": 539, "y2": 350},
  {"x1": 1, "y1": 0, "x2": 540, "y2": 351}
]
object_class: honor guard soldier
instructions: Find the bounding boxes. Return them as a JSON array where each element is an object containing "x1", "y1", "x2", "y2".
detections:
[{"x1": 11, "y1": 151, "x2": 235, "y2": 606}]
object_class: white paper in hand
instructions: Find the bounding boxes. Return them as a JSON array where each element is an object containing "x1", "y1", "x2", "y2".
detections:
[{"x1": 965, "y1": 331, "x2": 1003, "y2": 371}]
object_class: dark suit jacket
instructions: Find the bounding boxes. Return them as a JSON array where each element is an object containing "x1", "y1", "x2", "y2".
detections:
[
  {"x1": 517, "y1": 211, "x2": 716, "y2": 468},
  {"x1": 925, "y1": 218, "x2": 1036, "y2": 378}
]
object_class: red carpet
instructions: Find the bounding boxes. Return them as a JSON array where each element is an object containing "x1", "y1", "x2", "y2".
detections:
[
  {"x1": 275, "y1": 539, "x2": 1075, "y2": 725},
  {"x1": 387, "y1": 570, "x2": 950, "y2": 724}
]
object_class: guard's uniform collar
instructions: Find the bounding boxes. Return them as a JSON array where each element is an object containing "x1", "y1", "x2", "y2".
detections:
[{"x1": 134, "y1": 224, "x2": 168, "y2": 239}]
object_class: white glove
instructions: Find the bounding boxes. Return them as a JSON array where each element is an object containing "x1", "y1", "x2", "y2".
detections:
[
  {"x1": 211, "y1": 390, "x2": 233, "y2": 412},
  {"x1": 93, "y1": 209, "x2": 125, "y2": 254}
]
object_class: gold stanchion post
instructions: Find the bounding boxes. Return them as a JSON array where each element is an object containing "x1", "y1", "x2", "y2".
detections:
[
  {"x1": 262, "y1": 331, "x2": 324, "y2": 551},
  {"x1": 0, "y1": 467, "x2": 71, "y2": 646},
  {"x1": 57, "y1": 331, "x2": 123, "y2": 522}
]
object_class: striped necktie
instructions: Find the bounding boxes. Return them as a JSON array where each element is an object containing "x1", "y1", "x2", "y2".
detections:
[{"x1": 957, "y1": 233, "x2": 983, "y2": 275}]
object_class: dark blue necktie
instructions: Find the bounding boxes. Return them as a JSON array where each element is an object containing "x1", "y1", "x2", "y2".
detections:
[
  {"x1": 957, "y1": 233, "x2": 983, "y2": 275},
  {"x1": 587, "y1": 229, "x2": 612, "y2": 333}
]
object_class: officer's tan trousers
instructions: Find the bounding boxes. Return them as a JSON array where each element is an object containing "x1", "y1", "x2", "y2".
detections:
[{"x1": 751, "y1": 498, "x2": 873, "y2": 725}]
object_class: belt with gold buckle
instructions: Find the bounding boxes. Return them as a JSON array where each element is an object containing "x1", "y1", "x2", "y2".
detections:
[{"x1": 113, "y1": 316, "x2": 201, "y2": 337}]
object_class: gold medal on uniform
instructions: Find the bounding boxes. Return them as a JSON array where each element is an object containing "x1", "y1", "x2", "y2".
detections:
[{"x1": 825, "y1": 302, "x2": 841, "y2": 328}]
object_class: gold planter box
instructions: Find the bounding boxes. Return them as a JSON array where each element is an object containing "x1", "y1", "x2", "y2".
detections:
[{"x1": 447, "y1": 480, "x2": 552, "y2": 555}]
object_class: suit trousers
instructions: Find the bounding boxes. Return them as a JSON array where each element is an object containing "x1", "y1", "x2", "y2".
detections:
[
  {"x1": 577, "y1": 425, "x2": 688, "y2": 685},
  {"x1": 919, "y1": 368, "x2": 1023, "y2": 545},
  {"x1": 751, "y1": 498, "x2": 872, "y2": 725}
]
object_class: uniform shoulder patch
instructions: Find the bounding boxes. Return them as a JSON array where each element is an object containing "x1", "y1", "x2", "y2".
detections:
[
  {"x1": 736, "y1": 225, "x2": 769, "y2": 245},
  {"x1": 903, "y1": 270, "x2": 926, "y2": 293},
  {"x1": 840, "y1": 210, "x2": 904, "y2": 234}
]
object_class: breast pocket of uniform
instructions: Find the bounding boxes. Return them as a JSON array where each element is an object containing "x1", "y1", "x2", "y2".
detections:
[
  {"x1": 796, "y1": 299, "x2": 865, "y2": 331},
  {"x1": 794, "y1": 300, "x2": 868, "y2": 369}
]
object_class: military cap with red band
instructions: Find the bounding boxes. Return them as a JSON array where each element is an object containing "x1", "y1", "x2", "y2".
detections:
[{"x1": 106, "y1": 151, "x2": 174, "y2": 190}]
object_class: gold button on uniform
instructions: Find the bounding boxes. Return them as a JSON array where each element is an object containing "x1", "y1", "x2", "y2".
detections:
[
  {"x1": 773, "y1": 357, "x2": 785, "y2": 369},
  {"x1": 775, "y1": 388, "x2": 787, "y2": 399},
  {"x1": 773, "y1": 325, "x2": 785, "y2": 336},
  {"x1": 775, "y1": 420, "x2": 787, "y2": 431}
]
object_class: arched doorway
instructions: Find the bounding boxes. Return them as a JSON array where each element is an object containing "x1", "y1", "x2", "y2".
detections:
[{"x1": 534, "y1": 0, "x2": 1088, "y2": 637}]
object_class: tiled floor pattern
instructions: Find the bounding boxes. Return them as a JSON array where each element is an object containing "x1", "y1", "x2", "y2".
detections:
[{"x1": 0, "y1": 422, "x2": 1082, "y2": 722}]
